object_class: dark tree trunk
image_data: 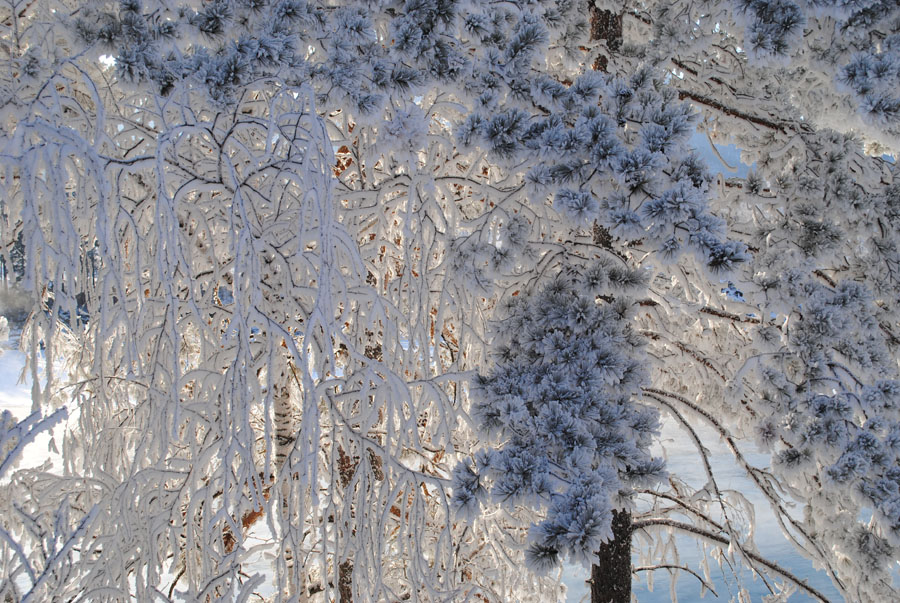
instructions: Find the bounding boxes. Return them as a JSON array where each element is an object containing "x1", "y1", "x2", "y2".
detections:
[
  {"x1": 589, "y1": 5, "x2": 623, "y2": 72},
  {"x1": 338, "y1": 559, "x2": 354, "y2": 603},
  {"x1": 587, "y1": 6, "x2": 630, "y2": 600},
  {"x1": 590, "y1": 510, "x2": 633, "y2": 603}
]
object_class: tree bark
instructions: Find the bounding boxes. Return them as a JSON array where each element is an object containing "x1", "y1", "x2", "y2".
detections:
[
  {"x1": 590, "y1": 510, "x2": 632, "y2": 603},
  {"x1": 587, "y1": 7, "x2": 631, "y2": 600},
  {"x1": 274, "y1": 379, "x2": 297, "y2": 597},
  {"x1": 338, "y1": 559, "x2": 354, "y2": 603},
  {"x1": 589, "y1": 5, "x2": 623, "y2": 72}
]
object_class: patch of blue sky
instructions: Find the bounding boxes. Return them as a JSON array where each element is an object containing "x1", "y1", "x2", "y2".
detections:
[{"x1": 690, "y1": 130, "x2": 755, "y2": 179}]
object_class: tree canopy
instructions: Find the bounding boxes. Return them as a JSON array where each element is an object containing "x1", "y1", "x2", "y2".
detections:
[{"x1": 0, "y1": 0, "x2": 898, "y2": 601}]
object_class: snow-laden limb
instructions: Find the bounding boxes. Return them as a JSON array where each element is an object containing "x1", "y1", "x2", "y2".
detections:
[
  {"x1": 631, "y1": 518, "x2": 832, "y2": 602},
  {"x1": 0, "y1": 407, "x2": 66, "y2": 600},
  {"x1": 594, "y1": 2, "x2": 900, "y2": 597},
  {"x1": 625, "y1": 0, "x2": 900, "y2": 148},
  {"x1": 0, "y1": 408, "x2": 66, "y2": 479}
]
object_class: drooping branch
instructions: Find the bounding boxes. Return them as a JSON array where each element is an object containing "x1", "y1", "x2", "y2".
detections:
[
  {"x1": 632, "y1": 564, "x2": 718, "y2": 597},
  {"x1": 631, "y1": 518, "x2": 832, "y2": 603},
  {"x1": 634, "y1": 489, "x2": 725, "y2": 533},
  {"x1": 639, "y1": 390, "x2": 772, "y2": 593},
  {"x1": 676, "y1": 89, "x2": 788, "y2": 133},
  {"x1": 642, "y1": 387, "x2": 846, "y2": 594}
]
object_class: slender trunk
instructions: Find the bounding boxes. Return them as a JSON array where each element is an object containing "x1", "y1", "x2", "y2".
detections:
[
  {"x1": 274, "y1": 382, "x2": 295, "y2": 474},
  {"x1": 590, "y1": 510, "x2": 632, "y2": 603},
  {"x1": 274, "y1": 381, "x2": 297, "y2": 597}
]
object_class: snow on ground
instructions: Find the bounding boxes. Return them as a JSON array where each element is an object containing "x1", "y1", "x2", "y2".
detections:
[
  {"x1": 1, "y1": 331, "x2": 66, "y2": 479},
  {"x1": 0, "y1": 332, "x2": 31, "y2": 416}
]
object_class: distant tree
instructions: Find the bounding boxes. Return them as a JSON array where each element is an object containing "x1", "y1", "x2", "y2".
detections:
[{"x1": 0, "y1": 0, "x2": 898, "y2": 602}]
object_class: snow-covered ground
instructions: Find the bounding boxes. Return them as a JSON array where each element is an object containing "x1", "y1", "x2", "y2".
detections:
[
  {"x1": 1, "y1": 330, "x2": 67, "y2": 479},
  {"x1": 0, "y1": 332, "x2": 31, "y2": 417}
]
